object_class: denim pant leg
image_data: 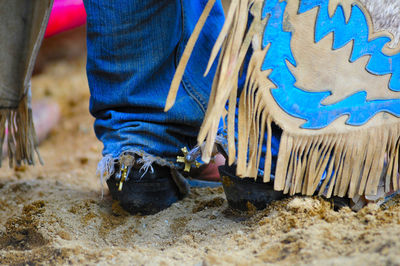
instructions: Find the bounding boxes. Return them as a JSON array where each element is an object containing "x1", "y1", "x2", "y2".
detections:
[{"x1": 84, "y1": 0, "x2": 224, "y2": 166}]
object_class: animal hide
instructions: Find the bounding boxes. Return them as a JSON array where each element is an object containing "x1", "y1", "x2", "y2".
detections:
[{"x1": 361, "y1": 0, "x2": 400, "y2": 46}]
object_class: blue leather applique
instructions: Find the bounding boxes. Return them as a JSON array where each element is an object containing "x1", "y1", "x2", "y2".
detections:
[{"x1": 261, "y1": 0, "x2": 400, "y2": 129}]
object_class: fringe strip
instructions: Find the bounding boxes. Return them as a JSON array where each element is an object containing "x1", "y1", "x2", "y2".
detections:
[
  {"x1": 166, "y1": 0, "x2": 400, "y2": 198},
  {"x1": 274, "y1": 127, "x2": 400, "y2": 198},
  {"x1": 0, "y1": 95, "x2": 42, "y2": 167}
]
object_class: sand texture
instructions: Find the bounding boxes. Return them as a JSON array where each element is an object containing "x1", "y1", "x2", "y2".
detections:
[
  {"x1": 0, "y1": 48, "x2": 400, "y2": 266},
  {"x1": 1, "y1": 7, "x2": 400, "y2": 263}
]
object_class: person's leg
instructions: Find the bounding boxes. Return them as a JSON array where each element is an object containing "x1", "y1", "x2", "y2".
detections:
[{"x1": 83, "y1": 0, "x2": 225, "y2": 213}]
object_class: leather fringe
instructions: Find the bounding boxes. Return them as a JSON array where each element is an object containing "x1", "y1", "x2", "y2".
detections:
[
  {"x1": 0, "y1": 95, "x2": 42, "y2": 167},
  {"x1": 166, "y1": 0, "x2": 400, "y2": 199}
]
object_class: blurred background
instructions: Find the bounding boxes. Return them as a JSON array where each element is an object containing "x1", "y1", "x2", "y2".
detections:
[
  {"x1": 32, "y1": 0, "x2": 231, "y2": 143},
  {"x1": 35, "y1": 0, "x2": 86, "y2": 74}
]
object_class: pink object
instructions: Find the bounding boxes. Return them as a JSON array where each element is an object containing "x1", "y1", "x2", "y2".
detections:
[
  {"x1": 191, "y1": 154, "x2": 226, "y2": 182},
  {"x1": 44, "y1": 0, "x2": 86, "y2": 38}
]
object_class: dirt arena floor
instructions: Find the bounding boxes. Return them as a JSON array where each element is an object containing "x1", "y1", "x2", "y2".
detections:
[{"x1": 1, "y1": 20, "x2": 400, "y2": 266}]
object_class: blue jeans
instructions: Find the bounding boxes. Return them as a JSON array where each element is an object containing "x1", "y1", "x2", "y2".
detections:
[{"x1": 84, "y1": 0, "x2": 281, "y2": 171}]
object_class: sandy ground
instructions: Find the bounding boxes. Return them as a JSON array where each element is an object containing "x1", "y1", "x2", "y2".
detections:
[{"x1": 1, "y1": 24, "x2": 400, "y2": 266}]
